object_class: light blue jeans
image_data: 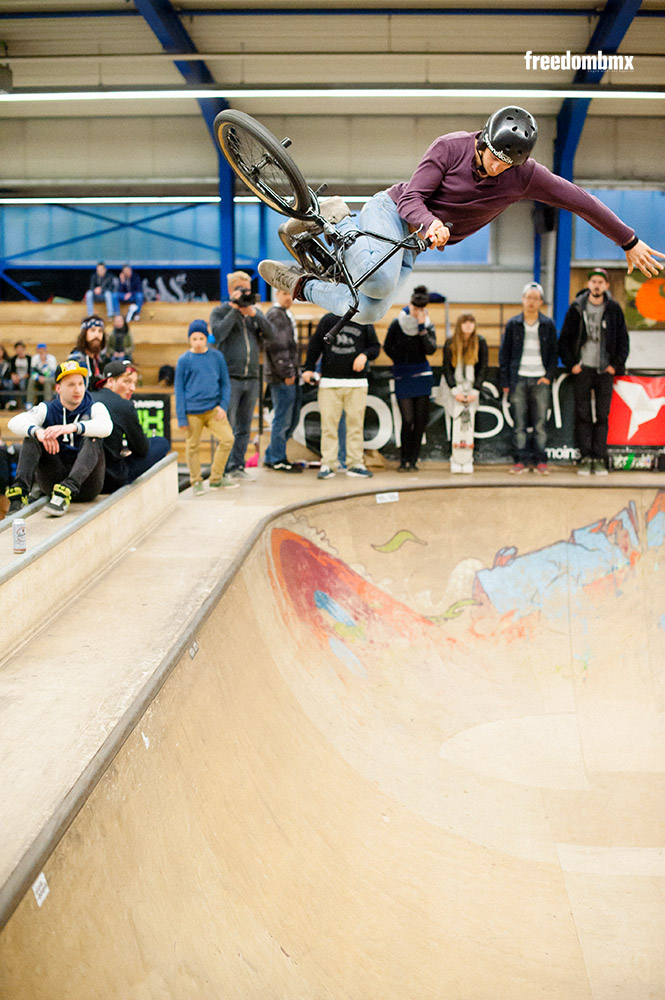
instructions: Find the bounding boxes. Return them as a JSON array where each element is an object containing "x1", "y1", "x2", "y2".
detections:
[{"x1": 303, "y1": 190, "x2": 417, "y2": 324}]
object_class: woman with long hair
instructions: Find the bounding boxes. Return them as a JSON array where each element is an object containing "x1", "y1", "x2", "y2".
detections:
[
  {"x1": 440, "y1": 313, "x2": 488, "y2": 472},
  {"x1": 383, "y1": 285, "x2": 437, "y2": 471}
]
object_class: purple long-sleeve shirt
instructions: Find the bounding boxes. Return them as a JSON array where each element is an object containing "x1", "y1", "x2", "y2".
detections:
[{"x1": 387, "y1": 131, "x2": 634, "y2": 248}]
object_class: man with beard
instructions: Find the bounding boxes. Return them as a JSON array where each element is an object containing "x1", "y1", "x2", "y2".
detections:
[
  {"x1": 93, "y1": 359, "x2": 170, "y2": 493},
  {"x1": 69, "y1": 314, "x2": 107, "y2": 388},
  {"x1": 558, "y1": 267, "x2": 629, "y2": 475},
  {"x1": 5, "y1": 360, "x2": 112, "y2": 517}
]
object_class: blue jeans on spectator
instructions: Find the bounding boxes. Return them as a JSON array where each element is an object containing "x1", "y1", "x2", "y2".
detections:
[
  {"x1": 302, "y1": 190, "x2": 417, "y2": 324},
  {"x1": 265, "y1": 382, "x2": 302, "y2": 465},
  {"x1": 337, "y1": 411, "x2": 347, "y2": 468},
  {"x1": 510, "y1": 377, "x2": 550, "y2": 465},
  {"x1": 86, "y1": 289, "x2": 118, "y2": 317},
  {"x1": 126, "y1": 436, "x2": 171, "y2": 482},
  {"x1": 226, "y1": 377, "x2": 259, "y2": 472},
  {"x1": 125, "y1": 293, "x2": 144, "y2": 320}
]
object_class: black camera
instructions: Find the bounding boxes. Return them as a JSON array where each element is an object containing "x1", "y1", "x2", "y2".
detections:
[{"x1": 235, "y1": 289, "x2": 256, "y2": 306}]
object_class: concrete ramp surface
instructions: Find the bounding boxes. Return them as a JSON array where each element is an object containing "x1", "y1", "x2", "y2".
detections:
[{"x1": 1, "y1": 486, "x2": 664, "y2": 999}]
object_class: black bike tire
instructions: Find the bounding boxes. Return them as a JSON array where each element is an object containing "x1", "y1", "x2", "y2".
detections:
[{"x1": 214, "y1": 110, "x2": 314, "y2": 220}]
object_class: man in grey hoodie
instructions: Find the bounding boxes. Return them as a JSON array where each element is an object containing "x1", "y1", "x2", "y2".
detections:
[{"x1": 209, "y1": 270, "x2": 272, "y2": 479}]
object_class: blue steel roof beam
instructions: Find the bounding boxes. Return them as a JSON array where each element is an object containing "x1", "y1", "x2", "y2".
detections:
[
  {"x1": 133, "y1": 0, "x2": 227, "y2": 141},
  {"x1": 551, "y1": 0, "x2": 642, "y2": 327}
]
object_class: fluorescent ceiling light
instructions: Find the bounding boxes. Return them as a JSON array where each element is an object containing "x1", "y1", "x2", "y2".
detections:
[
  {"x1": 0, "y1": 87, "x2": 661, "y2": 102},
  {"x1": 0, "y1": 195, "x2": 372, "y2": 206}
]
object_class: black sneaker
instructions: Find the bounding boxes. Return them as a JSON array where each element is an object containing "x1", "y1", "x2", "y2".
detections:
[
  {"x1": 6, "y1": 485, "x2": 28, "y2": 514},
  {"x1": 45, "y1": 483, "x2": 73, "y2": 517}
]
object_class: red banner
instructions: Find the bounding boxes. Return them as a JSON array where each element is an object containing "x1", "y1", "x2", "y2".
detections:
[{"x1": 607, "y1": 375, "x2": 665, "y2": 446}]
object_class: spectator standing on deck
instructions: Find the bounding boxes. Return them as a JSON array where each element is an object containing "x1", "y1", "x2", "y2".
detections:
[
  {"x1": 499, "y1": 282, "x2": 558, "y2": 475},
  {"x1": 209, "y1": 271, "x2": 273, "y2": 480},
  {"x1": 383, "y1": 285, "x2": 437, "y2": 472},
  {"x1": 175, "y1": 320, "x2": 239, "y2": 496},
  {"x1": 558, "y1": 267, "x2": 629, "y2": 476}
]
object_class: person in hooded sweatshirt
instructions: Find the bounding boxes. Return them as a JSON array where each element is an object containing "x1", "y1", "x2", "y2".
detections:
[
  {"x1": 558, "y1": 267, "x2": 629, "y2": 476},
  {"x1": 5, "y1": 359, "x2": 112, "y2": 517},
  {"x1": 383, "y1": 285, "x2": 437, "y2": 471}
]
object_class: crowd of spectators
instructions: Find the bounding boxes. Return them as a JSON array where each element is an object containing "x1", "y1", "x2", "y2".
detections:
[{"x1": 1, "y1": 262, "x2": 634, "y2": 519}]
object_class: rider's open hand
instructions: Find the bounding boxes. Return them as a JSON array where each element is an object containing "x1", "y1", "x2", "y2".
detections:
[
  {"x1": 625, "y1": 240, "x2": 665, "y2": 278},
  {"x1": 425, "y1": 219, "x2": 451, "y2": 251}
]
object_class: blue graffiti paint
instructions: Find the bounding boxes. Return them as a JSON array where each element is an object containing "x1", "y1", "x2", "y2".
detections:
[
  {"x1": 328, "y1": 637, "x2": 368, "y2": 679},
  {"x1": 314, "y1": 590, "x2": 357, "y2": 627}
]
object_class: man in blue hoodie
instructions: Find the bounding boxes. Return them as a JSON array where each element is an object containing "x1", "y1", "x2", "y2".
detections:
[{"x1": 5, "y1": 359, "x2": 112, "y2": 516}]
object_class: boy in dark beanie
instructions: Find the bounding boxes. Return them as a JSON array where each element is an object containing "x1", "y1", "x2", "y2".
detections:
[{"x1": 175, "y1": 320, "x2": 239, "y2": 495}]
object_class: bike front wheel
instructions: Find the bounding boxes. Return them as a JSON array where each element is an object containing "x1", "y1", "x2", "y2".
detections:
[{"x1": 215, "y1": 110, "x2": 314, "y2": 220}]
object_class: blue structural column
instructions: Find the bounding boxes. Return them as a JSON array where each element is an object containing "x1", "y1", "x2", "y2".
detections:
[
  {"x1": 551, "y1": 0, "x2": 642, "y2": 328},
  {"x1": 218, "y1": 151, "x2": 235, "y2": 298},
  {"x1": 134, "y1": 0, "x2": 234, "y2": 300},
  {"x1": 257, "y1": 203, "x2": 269, "y2": 302}
]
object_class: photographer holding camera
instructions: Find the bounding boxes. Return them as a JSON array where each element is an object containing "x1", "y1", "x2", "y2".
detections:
[{"x1": 209, "y1": 270, "x2": 273, "y2": 480}]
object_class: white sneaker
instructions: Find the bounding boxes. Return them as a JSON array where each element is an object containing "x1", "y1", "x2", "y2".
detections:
[
  {"x1": 346, "y1": 465, "x2": 373, "y2": 478},
  {"x1": 317, "y1": 465, "x2": 335, "y2": 480},
  {"x1": 450, "y1": 461, "x2": 463, "y2": 473},
  {"x1": 280, "y1": 196, "x2": 351, "y2": 237},
  {"x1": 461, "y1": 463, "x2": 474, "y2": 473}
]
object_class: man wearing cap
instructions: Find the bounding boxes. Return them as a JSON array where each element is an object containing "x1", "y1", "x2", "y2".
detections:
[
  {"x1": 69, "y1": 315, "x2": 108, "y2": 389},
  {"x1": 499, "y1": 281, "x2": 558, "y2": 474},
  {"x1": 5, "y1": 359, "x2": 112, "y2": 516},
  {"x1": 93, "y1": 360, "x2": 170, "y2": 493},
  {"x1": 559, "y1": 268, "x2": 629, "y2": 476},
  {"x1": 26, "y1": 342, "x2": 57, "y2": 407}
]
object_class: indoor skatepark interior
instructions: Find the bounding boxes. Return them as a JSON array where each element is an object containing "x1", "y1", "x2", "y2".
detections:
[{"x1": 1, "y1": 478, "x2": 663, "y2": 1000}]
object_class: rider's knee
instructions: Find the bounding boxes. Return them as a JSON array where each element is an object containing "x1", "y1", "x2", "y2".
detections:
[
  {"x1": 356, "y1": 299, "x2": 390, "y2": 324},
  {"x1": 361, "y1": 270, "x2": 396, "y2": 302}
]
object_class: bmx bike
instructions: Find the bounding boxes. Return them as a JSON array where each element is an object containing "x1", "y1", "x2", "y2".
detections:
[{"x1": 214, "y1": 109, "x2": 446, "y2": 343}]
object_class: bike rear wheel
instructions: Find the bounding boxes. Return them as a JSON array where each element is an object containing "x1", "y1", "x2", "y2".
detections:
[{"x1": 215, "y1": 110, "x2": 314, "y2": 220}]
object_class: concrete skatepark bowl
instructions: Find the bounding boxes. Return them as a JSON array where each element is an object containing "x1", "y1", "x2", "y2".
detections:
[{"x1": 1, "y1": 485, "x2": 664, "y2": 999}]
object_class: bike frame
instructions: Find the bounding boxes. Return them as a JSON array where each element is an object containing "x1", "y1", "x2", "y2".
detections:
[{"x1": 291, "y1": 210, "x2": 428, "y2": 343}]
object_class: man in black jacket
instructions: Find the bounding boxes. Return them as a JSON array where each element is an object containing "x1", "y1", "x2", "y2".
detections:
[
  {"x1": 93, "y1": 360, "x2": 170, "y2": 492},
  {"x1": 263, "y1": 289, "x2": 303, "y2": 472},
  {"x1": 499, "y1": 281, "x2": 558, "y2": 474},
  {"x1": 209, "y1": 270, "x2": 272, "y2": 480},
  {"x1": 558, "y1": 268, "x2": 629, "y2": 476}
]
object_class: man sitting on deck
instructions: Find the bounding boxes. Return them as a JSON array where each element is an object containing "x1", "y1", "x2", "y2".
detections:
[{"x1": 5, "y1": 360, "x2": 112, "y2": 517}]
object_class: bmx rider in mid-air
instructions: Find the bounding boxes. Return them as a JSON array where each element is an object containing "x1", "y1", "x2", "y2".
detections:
[{"x1": 259, "y1": 106, "x2": 664, "y2": 324}]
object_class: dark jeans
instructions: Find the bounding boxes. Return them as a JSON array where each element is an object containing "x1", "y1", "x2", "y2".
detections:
[
  {"x1": 226, "y1": 377, "x2": 259, "y2": 472},
  {"x1": 103, "y1": 436, "x2": 170, "y2": 493},
  {"x1": 15, "y1": 436, "x2": 105, "y2": 501},
  {"x1": 264, "y1": 382, "x2": 302, "y2": 465},
  {"x1": 510, "y1": 377, "x2": 551, "y2": 465},
  {"x1": 398, "y1": 394, "x2": 430, "y2": 466},
  {"x1": 572, "y1": 367, "x2": 615, "y2": 461}
]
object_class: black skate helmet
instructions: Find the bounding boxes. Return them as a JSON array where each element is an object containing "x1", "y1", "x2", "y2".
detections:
[{"x1": 479, "y1": 107, "x2": 538, "y2": 166}]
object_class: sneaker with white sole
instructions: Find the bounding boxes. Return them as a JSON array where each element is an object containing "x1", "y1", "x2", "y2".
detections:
[
  {"x1": 576, "y1": 457, "x2": 592, "y2": 476},
  {"x1": 45, "y1": 483, "x2": 72, "y2": 516},
  {"x1": 592, "y1": 460, "x2": 609, "y2": 476},
  {"x1": 258, "y1": 260, "x2": 310, "y2": 298},
  {"x1": 229, "y1": 468, "x2": 254, "y2": 481},
  {"x1": 192, "y1": 481, "x2": 205, "y2": 496},
  {"x1": 346, "y1": 466, "x2": 373, "y2": 478},
  {"x1": 317, "y1": 465, "x2": 335, "y2": 480},
  {"x1": 280, "y1": 196, "x2": 351, "y2": 238}
]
